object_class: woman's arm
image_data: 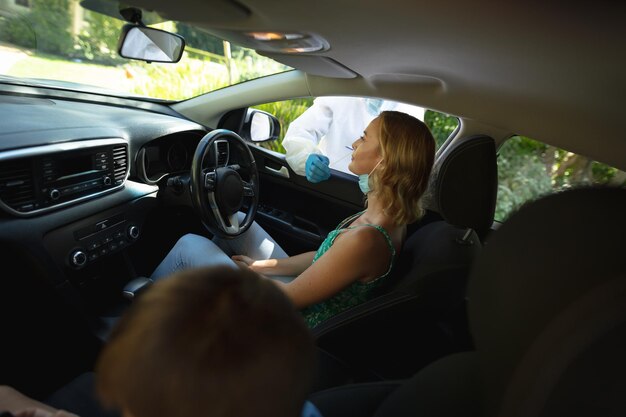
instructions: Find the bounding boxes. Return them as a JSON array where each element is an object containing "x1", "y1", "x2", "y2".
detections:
[
  {"x1": 273, "y1": 227, "x2": 392, "y2": 309},
  {"x1": 0, "y1": 386, "x2": 79, "y2": 417},
  {"x1": 232, "y1": 251, "x2": 316, "y2": 277}
]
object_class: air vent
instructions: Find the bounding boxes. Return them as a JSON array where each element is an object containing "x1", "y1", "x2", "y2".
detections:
[
  {"x1": 0, "y1": 159, "x2": 35, "y2": 212},
  {"x1": 215, "y1": 141, "x2": 229, "y2": 166},
  {"x1": 112, "y1": 145, "x2": 128, "y2": 185}
]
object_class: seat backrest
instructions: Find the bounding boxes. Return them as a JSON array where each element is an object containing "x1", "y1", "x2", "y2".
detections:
[
  {"x1": 310, "y1": 186, "x2": 626, "y2": 417},
  {"x1": 423, "y1": 134, "x2": 498, "y2": 241},
  {"x1": 386, "y1": 134, "x2": 497, "y2": 292},
  {"x1": 468, "y1": 186, "x2": 626, "y2": 417},
  {"x1": 311, "y1": 135, "x2": 497, "y2": 386}
]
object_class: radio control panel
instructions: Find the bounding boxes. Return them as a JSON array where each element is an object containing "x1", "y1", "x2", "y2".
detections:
[{"x1": 0, "y1": 138, "x2": 128, "y2": 216}]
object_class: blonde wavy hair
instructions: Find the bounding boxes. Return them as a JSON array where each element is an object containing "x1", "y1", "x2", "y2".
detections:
[{"x1": 369, "y1": 110, "x2": 436, "y2": 225}]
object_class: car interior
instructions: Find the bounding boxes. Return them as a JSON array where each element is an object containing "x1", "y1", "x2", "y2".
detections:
[{"x1": 0, "y1": 0, "x2": 624, "y2": 416}]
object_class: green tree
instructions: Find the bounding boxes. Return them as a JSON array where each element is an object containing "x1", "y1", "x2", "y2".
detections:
[
  {"x1": 255, "y1": 98, "x2": 314, "y2": 153},
  {"x1": 424, "y1": 110, "x2": 459, "y2": 149},
  {"x1": 74, "y1": 9, "x2": 125, "y2": 64},
  {"x1": 495, "y1": 135, "x2": 626, "y2": 221},
  {"x1": 176, "y1": 23, "x2": 224, "y2": 55}
]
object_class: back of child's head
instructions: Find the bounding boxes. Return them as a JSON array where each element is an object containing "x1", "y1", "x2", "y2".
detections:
[{"x1": 96, "y1": 266, "x2": 315, "y2": 417}]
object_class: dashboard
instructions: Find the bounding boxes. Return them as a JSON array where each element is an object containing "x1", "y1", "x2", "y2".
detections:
[{"x1": 0, "y1": 86, "x2": 212, "y2": 326}]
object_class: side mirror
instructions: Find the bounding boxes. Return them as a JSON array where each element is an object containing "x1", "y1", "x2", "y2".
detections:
[
  {"x1": 118, "y1": 25, "x2": 185, "y2": 63},
  {"x1": 241, "y1": 109, "x2": 281, "y2": 142}
]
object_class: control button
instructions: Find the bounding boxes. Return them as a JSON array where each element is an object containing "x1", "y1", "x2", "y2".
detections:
[
  {"x1": 49, "y1": 189, "x2": 60, "y2": 200},
  {"x1": 127, "y1": 225, "x2": 139, "y2": 240},
  {"x1": 88, "y1": 252, "x2": 99, "y2": 262},
  {"x1": 95, "y1": 220, "x2": 109, "y2": 231},
  {"x1": 70, "y1": 250, "x2": 87, "y2": 268},
  {"x1": 103, "y1": 176, "x2": 112, "y2": 186},
  {"x1": 87, "y1": 241, "x2": 101, "y2": 251}
]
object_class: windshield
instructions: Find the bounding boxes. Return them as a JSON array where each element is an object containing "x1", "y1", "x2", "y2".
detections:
[{"x1": 0, "y1": 0, "x2": 292, "y2": 101}]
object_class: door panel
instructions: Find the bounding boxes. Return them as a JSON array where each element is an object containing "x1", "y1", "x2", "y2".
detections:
[{"x1": 250, "y1": 146, "x2": 364, "y2": 255}]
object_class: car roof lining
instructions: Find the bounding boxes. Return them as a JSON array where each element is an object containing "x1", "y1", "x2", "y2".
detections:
[{"x1": 161, "y1": 0, "x2": 625, "y2": 170}]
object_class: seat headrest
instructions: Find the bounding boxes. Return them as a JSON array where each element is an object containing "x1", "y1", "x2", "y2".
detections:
[
  {"x1": 467, "y1": 187, "x2": 626, "y2": 416},
  {"x1": 424, "y1": 135, "x2": 497, "y2": 240}
]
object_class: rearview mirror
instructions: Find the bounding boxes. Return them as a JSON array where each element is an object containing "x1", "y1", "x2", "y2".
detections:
[
  {"x1": 118, "y1": 25, "x2": 185, "y2": 63},
  {"x1": 241, "y1": 109, "x2": 281, "y2": 142}
]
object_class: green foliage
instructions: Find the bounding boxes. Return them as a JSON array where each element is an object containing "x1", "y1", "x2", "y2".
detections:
[
  {"x1": 0, "y1": 0, "x2": 72, "y2": 55},
  {"x1": 424, "y1": 110, "x2": 459, "y2": 149},
  {"x1": 495, "y1": 135, "x2": 625, "y2": 221},
  {"x1": 126, "y1": 56, "x2": 230, "y2": 100},
  {"x1": 0, "y1": 14, "x2": 37, "y2": 49},
  {"x1": 229, "y1": 49, "x2": 291, "y2": 83},
  {"x1": 176, "y1": 23, "x2": 224, "y2": 55},
  {"x1": 34, "y1": 0, "x2": 73, "y2": 54},
  {"x1": 496, "y1": 136, "x2": 552, "y2": 221},
  {"x1": 74, "y1": 10, "x2": 125, "y2": 64},
  {"x1": 254, "y1": 98, "x2": 314, "y2": 153}
]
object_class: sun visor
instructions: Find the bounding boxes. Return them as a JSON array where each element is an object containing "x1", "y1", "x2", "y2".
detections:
[{"x1": 257, "y1": 53, "x2": 358, "y2": 79}]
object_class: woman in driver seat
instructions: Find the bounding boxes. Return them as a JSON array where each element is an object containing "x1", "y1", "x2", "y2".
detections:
[{"x1": 151, "y1": 110, "x2": 436, "y2": 328}]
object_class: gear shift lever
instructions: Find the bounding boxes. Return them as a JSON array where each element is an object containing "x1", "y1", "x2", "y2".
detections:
[{"x1": 122, "y1": 277, "x2": 153, "y2": 300}]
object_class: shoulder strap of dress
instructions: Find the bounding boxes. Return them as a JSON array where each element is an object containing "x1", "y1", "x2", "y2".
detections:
[{"x1": 336, "y1": 210, "x2": 365, "y2": 230}]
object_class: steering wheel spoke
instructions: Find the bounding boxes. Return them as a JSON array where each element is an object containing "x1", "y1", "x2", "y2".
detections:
[
  {"x1": 242, "y1": 180, "x2": 255, "y2": 197},
  {"x1": 203, "y1": 170, "x2": 217, "y2": 191},
  {"x1": 208, "y1": 192, "x2": 241, "y2": 235}
]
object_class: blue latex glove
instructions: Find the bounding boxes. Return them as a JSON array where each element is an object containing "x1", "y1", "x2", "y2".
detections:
[{"x1": 305, "y1": 154, "x2": 331, "y2": 183}]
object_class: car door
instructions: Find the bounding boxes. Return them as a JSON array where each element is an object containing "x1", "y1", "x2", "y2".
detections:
[{"x1": 250, "y1": 145, "x2": 363, "y2": 255}]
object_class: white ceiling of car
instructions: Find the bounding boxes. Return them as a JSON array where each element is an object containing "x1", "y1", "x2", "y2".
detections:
[{"x1": 135, "y1": 0, "x2": 626, "y2": 169}]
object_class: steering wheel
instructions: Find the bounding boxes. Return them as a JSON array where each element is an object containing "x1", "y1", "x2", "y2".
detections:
[{"x1": 190, "y1": 129, "x2": 259, "y2": 238}]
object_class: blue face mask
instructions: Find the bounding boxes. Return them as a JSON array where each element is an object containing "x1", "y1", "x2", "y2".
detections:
[
  {"x1": 358, "y1": 159, "x2": 383, "y2": 194},
  {"x1": 364, "y1": 98, "x2": 384, "y2": 116}
]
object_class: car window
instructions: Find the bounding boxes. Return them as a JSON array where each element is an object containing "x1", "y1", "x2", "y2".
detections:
[
  {"x1": 496, "y1": 135, "x2": 626, "y2": 221},
  {"x1": 252, "y1": 96, "x2": 457, "y2": 177}
]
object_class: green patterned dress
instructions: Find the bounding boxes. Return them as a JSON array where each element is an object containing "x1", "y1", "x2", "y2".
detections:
[{"x1": 301, "y1": 211, "x2": 396, "y2": 328}]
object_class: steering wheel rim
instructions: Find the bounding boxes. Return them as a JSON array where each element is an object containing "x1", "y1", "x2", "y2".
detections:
[{"x1": 190, "y1": 129, "x2": 259, "y2": 238}]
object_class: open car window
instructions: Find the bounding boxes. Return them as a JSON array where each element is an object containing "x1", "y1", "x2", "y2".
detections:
[{"x1": 251, "y1": 96, "x2": 458, "y2": 177}]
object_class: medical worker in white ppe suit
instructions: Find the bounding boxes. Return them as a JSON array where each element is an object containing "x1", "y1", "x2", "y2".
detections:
[{"x1": 283, "y1": 96, "x2": 425, "y2": 183}]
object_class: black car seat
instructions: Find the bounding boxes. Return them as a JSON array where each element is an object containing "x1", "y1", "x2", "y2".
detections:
[
  {"x1": 309, "y1": 186, "x2": 626, "y2": 417},
  {"x1": 311, "y1": 135, "x2": 497, "y2": 389}
]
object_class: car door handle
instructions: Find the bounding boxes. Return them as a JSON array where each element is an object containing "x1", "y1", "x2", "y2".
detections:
[{"x1": 264, "y1": 165, "x2": 290, "y2": 178}]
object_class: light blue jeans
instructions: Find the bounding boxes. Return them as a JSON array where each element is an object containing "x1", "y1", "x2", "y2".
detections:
[{"x1": 150, "y1": 213, "x2": 292, "y2": 282}]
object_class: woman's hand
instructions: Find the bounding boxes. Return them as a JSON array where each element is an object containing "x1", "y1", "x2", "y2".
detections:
[
  {"x1": 232, "y1": 252, "x2": 316, "y2": 277},
  {"x1": 231, "y1": 255, "x2": 255, "y2": 270}
]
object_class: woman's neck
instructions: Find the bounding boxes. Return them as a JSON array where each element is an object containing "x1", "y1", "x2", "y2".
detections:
[{"x1": 361, "y1": 193, "x2": 394, "y2": 227}]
